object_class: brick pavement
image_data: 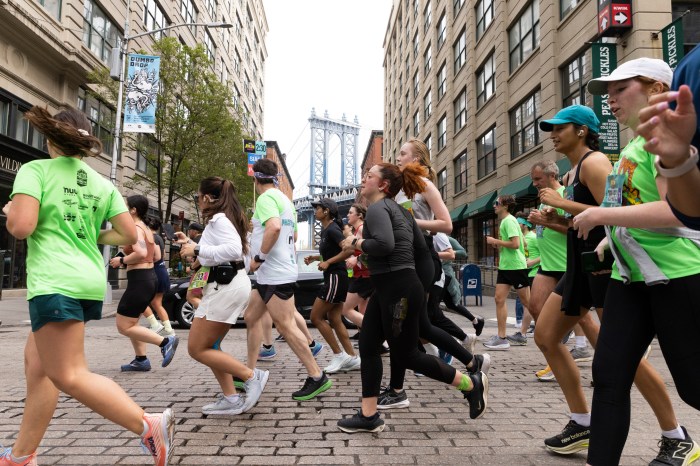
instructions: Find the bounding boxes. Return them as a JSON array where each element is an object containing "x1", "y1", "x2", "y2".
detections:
[{"x1": 1, "y1": 303, "x2": 698, "y2": 465}]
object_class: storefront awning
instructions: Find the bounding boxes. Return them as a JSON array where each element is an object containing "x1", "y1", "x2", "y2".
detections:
[
  {"x1": 499, "y1": 175, "x2": 537, "y2": 198},
  {"x1": 449, "y1": 203, "x2": 469, "y2": 222},
  {"x1": 556, "y1": 157, "x2": 571, "y2": 175},
  {"x1": 462, "y1": 191, "x2": 497, "y2": 218}
]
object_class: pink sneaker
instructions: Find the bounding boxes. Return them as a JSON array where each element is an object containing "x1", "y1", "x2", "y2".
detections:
[
  {"x1": 140, "y1": 409, "x2": 175, "y2": 466},
  {"x1": 0, "y1": 448, "x2": 37, "y2": 466}
]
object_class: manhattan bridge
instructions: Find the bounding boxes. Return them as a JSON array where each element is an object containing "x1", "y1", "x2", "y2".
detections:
[{"x1": 292, "y1": 109, "x2": 361, "y2": 248}]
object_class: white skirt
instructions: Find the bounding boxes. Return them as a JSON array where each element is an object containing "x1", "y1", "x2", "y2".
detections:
[{"x1": 195, "y1": 270, "x2": 251, "y2": 324}]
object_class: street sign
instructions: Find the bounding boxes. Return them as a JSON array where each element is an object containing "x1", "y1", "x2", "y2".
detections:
[
  {"x1": 612, "y1": 4, "x2": 631, "y2": 26},
  {"x1": 591, "y1": 43, "x2": 620, "y2": 163},
  {"x1": 598, "y1": 0, "x2": 633, "y2": 37},
  {"x1": 662, "y1": 18, "x2": 685, "y2": 70},
  {"x1": 247, "y1": 140, "x2": 266, "y2": 176}
]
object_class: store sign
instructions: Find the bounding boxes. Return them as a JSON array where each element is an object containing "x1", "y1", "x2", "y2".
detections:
[
  {"x1": 0, "y1": 154, "x2": 22, "y2": 174},
  {"x1": 591, "y1": 43, "x2": 620, "y2": 162},
  {"x1": 598, "y1": 0, "x2": 633, "y2": 37},
  {"x1": 246, "y1": 139, "x2": 266, "y2": 176},
  {"x1": 662, "y1": 18, "x2": 685, "y2": 71}
]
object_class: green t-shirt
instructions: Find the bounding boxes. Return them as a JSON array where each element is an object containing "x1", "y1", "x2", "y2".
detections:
[
  {"x1": 610, "y1": 136, "x2": 700, "y2": 282},
  {"x1": 498, "y1": 214, "x2": 527, "y2": 270},
  {"x1": 11, "y1": 157, "x2": 127, "y2": 300},
  {"x1": 536, "y1": 186, "x2": 568, "y2": 272},
  {"x1": 524, "y1": 230, "x2": 540, "y2": 277}
]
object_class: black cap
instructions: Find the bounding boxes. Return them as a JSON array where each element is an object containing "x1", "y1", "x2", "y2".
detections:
[
  {"x1": 310, "y1": 198, "x2": 339, "y2": 219},
  {"x1": 188, "y1": 222, "x2": 204, "y2": 232}
]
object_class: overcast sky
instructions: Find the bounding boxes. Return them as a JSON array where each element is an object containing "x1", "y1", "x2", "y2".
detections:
[{"x1": 262, "y1": 0, "x2": 393, "y2": 199}]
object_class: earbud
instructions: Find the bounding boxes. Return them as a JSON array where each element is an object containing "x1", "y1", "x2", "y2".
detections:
[{"x1": 577, "y1": 130, "x2": 584, "y2": 136}]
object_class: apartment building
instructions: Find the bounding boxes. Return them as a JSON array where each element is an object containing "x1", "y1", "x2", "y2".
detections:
[
  {"x1": 383, "y1": 0, "x2": 699, "y2": 262},
  {"x1": 0, "y1": 0, "x2": 268, "y2": 291}
]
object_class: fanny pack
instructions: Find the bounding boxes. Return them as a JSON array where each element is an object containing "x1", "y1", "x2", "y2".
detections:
[{"x1": 207, "y1": 261, "x2": 245, "y2": 285}]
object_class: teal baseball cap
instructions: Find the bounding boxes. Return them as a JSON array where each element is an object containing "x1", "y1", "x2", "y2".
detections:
[{"x1": 539, "y1": 105, "x2": 600, "y2": 134}]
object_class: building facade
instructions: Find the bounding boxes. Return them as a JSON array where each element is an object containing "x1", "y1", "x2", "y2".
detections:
[
  {"x1": 382, "y1": 0, "x2": 699, "y2": 262},
  {"x1": 0, "y1": 0, "x2": 268, "y2": 291}
]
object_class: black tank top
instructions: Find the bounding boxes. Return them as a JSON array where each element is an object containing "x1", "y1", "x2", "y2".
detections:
[{"x1": 568, "y1": 150, "x2": 605, "y2": 249}]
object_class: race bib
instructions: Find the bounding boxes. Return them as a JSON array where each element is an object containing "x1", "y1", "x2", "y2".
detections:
[
  {"x1": 536, "y1": 224, "x2": 545, "y2": 239},
  {"x1": 563, "y1": 185, "x2": 575, "y2": 218},
  {"x1": 602, "y1": 173, "x2": 626, "y2": 208},
  {"x1": 188, "y1": 266, "x2": 211, "y2": 290}
]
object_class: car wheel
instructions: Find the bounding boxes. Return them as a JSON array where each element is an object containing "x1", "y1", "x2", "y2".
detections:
[{"x1": 175, "y1": 300, "x2": 195, "y2": 329}]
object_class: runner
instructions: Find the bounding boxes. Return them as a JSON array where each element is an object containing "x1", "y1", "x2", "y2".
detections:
[
  {"x1": 1, "y1": 106, "x2": 173, "y2": 466},
  {"x1": 143, "y1": 218, "x2": 175, "y2": 337},
  {"x1": 440, "y1": 236, "x2": 485, "y2": 335},
  {"x1": 508, "y1": 212, "x2": 538, "y2": 344},
  {"x1": 341, "y1": 204, "x2": 373, "y2": 330}
]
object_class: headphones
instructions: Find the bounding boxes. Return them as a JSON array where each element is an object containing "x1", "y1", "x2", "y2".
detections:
[{"x1": 577, "y1": 130, "x2": 585, "y2": 136}]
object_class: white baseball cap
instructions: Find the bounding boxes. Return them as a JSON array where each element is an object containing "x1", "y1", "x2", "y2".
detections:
[{"x1": 587, "y1": 57, "x2": 673, "y2": 95}]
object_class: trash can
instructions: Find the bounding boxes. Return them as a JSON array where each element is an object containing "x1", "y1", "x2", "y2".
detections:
[{"x1": 461, "y1": 263, "x2": 482, "y2": 306}]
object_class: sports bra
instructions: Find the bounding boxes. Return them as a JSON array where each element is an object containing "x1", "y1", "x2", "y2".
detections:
[{"x1": 123, "y1": 224, "x2": 156, "y2": 265}]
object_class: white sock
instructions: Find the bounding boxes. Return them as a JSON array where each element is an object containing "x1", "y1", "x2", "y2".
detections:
[
  {"x1": 146, "y1": 314, "x2": 159, "y2": 329},
  {"x1": 662, "y1": 425, "x2": 685, "y2": 440},
  {"x1": 163, "y1": 320, "x2": 173, "y2": 332},
  {"x1": 575, "y1": 336, "x2": 586, "y2": 348},
  {"x1": 571, "y1": 412, "x2": 591, "y2": 427},
  {"x1": 424, "y1": 343, "x2": 439, "y2": 357},
  {"x1": 141, "y1": 419, "x2": 149, "y2": 436},
  {"x1": 462, "y1": 334, "x2": 471, "y2": 344},
  {"x1": 224, "y1": 393, "x2": 241, "y2": 403}
]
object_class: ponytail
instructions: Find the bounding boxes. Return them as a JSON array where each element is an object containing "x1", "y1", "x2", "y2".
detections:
[
  {"x1": 24, "y1": 106, "x2": 101, "y2": 157},
  {"x1": 400, "y1": 162, "x2": 428, "y2": 200},
  {"x1": 200, "y1": 177, "x2": 249, "y2": 255}
]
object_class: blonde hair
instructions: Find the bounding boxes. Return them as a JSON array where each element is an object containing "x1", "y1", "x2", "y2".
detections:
[{"x1": 406, "y1": 138, "x2": 437, "y2": 183}]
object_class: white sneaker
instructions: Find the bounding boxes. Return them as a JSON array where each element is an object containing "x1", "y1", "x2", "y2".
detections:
[
  {"x1": 340, "y1": 355, "x2": 361, "y2": 372},
  {"x1": 462, "y1": 333, "x2": 477, "y2": 355},
  {"x1": 483, "y1": 335, "x2": 510, "y2": 350},
  {"x1": 242, "y1": 368, "x2": 269, "y2": 412},
  {"x1": 202, "y1": 394, "x2": 246, "y2": 415},
  {"x1": 324, "y1": 352, "x2": 351, "y2": 374}
]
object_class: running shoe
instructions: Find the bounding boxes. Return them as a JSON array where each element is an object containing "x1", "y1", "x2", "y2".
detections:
[
  {"x1": 337, "y1": 409, "x2": 385, "y2": 433},
  {"x1": 377, "y1": 386, "x2": 410, "y2": 410},
  {"x1": 140, "y1": 408, "x2": 175, "y2": 466},
  {"x1": 0, "y1": 448, "x2": 37, "y2": 466},
  {"x1": 202, "y1": 394, "x2": 245, "y2": 415},
  {"x1": 275, "y1": 334, "x2": 286, "y2": 343},
  {"x1": 462, "y1": 333, "x2": 478, "y2": 354},
  {"x1": 379, "y1": 342, "x2": 390, "y2": 355},
  {"x1": 161, "y1": 336, "x2": 179, "y2": 368},
  {"x1": 649, "y1": 426, "x2": 700, "y2": 466},
  {"x1": 536, "y1": 365, "x2": 556, "y2": 382},
  {"x1": 340, "y1": 355, "x2": 361, "y2": 372},
  {"x1": 483, "y1": 335, "x2": 510, "y2": 350},
  {"x1": 570, "y1": 347, "x2": 593, "y2": 363},
  {"x1": 121, "y1": 357, "x2": 151, "y2": 372},
  {"x1": 310, "y1": 341, "x2": 324, "y2": 358},
  {"x1": 468, "y1": 353, "x2": 491, "y2": 375},
  {"x1": 506, "y1": 332, "x2": 527, "y2": 346},
  {"x1": 462, "y1": 371, "x2": 488, "y2": 420},
  {"x1": 526, "y1": 326, "x2": 535, "y2": 338},
  {"x1": 242, "y1": 368, "x2": 269, "y2": 412},
  {"x1": 257, "y1": 345, "x2": 277, "y2": 360},
  {"x1": 473, "y1": 315, "x2": 485, "y2": 336},
  {"x1": 561, "y1": 330, "x2": 574, "y2": 345},
  {"x1": 349, "y1": 331, "x2": 361, "y2": 340},
  {"x1": 544, "y1": 420, "x2": 590, "y2": 454},
  {"x1": 438, "y1": 349, "x2": 453, "y2": 365},
  {"x1": 292, "y1": 372, "x2": 332, "y2": 401},
  {"x1": 324, "y1": 352, "x2": 352, "y2": 374}
]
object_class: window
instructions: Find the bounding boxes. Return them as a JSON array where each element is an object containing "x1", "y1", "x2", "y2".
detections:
[
  {"x1": 413, "y1": 110, "x2": 420, "y2": 135},
  {"x1": 424, "y1": 133, "x2": 432, "y2": 151},
  {"x1": 233, "y1": 85, "x2": 240, "y2": 108},
  {"x1": 221, "y1": 18, "x2": 230, "y2": 53},
  {"x1": 136, "y1": 134, "x2": 159, "y2": 175},
  {"x1": 424, "y1": 89, "x2": 432, "y2": 120},
  {"x1": 437, "y1": 63, "x2": 447, "y2": 100},
  {"x1": 454, "y1": 0, "x2": 465, "y2": 15},
  {"x1": 0, "y1": 94, "x2": 45, "y2": 150},
  {"x1": 206, "y1": 0, "x2": 216, "y2": 18},
  {"x1": 454, "y1": 152, "x2": 467, "y2": 193},
  {"x1": 437, "y1": 115, "x2": 447, "y2": 151},
  {"x1": 510, "y1": 89, "x2": 542, "y2": 158},
  {"x1": 423, "y1": 1, "x2": 431, "y2": 33},
  {"x1": 180, "y1": 0, "x2": 198, "y2": 34},
  {"x1": 234, "y1": 50, "x2": 241, "y2": 73},
  {"x1": 413, "y1": 71, "x2": 420, "y2": 97},
  {"x1": 509, "y1": 2, "x2": 540, "y2": 72},
  {"x1": 476, "y1": 53, "x2": 495, "y2": 108},
  {"x1": 83, "y1": 0, "x2": 122, "y2": 62},
  {"x1": 424, "y1": 44, "x2": 432, "y2": 75},
  {"x1": 560, "y1": 0, "x2": 580, "y2": 20},
  {"x1": 405, "y1": 56, "x2": 410, "y2": 77},
  {"x1": 38, "y1": 0, "x2": 60, "y2": 19},
  {"x1": 437, "y1": 13, "x2": 447, "y2": 48},
  {"x1": 673, "y1": 3, "x2": 700, "y2": 54},
  {"x1": 204, "y1": 31, "x2": 215, "y2": 62},
  {"x1": 220, "y1": 59, "x2": 228, "y2": 83},
  {"x1": 414, "y1": 0, "x2": 419, "y2": 18},
  {"x1": 453, "y1": 29, "x2": 466, "y2": 73},
  {"x1": 78, "y1": 88, "x2": 115, "y2": 156},
  {"x1": 405, "y1": 92, "x2": 409, "y2": 113},
  {"x1": 454, "y1": 88, "x2": 467, "y2": 132},
  {"x1": 476, "y1": 0, "x2": 494, "y2": 40},
  {"x1": 437, "y1": 168, "x2": 447, "y2": 198},
  {"x1": 477, "y1": 127, "x2": 496, "y2": 178},
  {"x1": 145, "y1": 0, "x2": 169, "y2": 39},
  {"x1": 562, "y1": 50, "x2": 591, "y2": 107},
  {"x1": 413, "y1": 31, "x2": 419, "y2": 59}
]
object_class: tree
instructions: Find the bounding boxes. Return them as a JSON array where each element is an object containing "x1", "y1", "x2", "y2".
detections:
[{"x1": 89, "y1": 37, "x2": 253, "y2": 222}]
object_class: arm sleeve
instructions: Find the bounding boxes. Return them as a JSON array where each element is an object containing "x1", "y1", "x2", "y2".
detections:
[
  {"x1": 198, "y1": 216, "x2": 244, "y2": 263},
  {"x1": 106, "y1": 185, "x2": 128, "y2": 220},
  {"x1": 360, "y1": 203, "x2": 395, "y2": 256},
  {"x1": 433, "y1": 232, "x2": 451, "y2": 252},
  {"x1": 10, "y1": 162, "x2": 43, "y2": 202},
  {"x1": 504, "y1": 218, "x2": 521, "y2": 239},
  {"x1": 328, "y1": 224, "x2": 345, "y2": 246},
  {"x1": 255, "y1": 193, "x2": 280, "y2": 226},
  {"x1": 449, "y1": 236, "x2": 467, "y2": 259}
]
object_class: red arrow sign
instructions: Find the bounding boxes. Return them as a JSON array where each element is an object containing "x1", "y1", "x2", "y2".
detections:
[{"x1": 611, "y1": 4, "x2": 632, "y2": 26}]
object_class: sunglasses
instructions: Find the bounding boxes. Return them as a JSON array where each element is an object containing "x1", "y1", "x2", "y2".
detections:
[{"x1": 493, "y1": 202, "x2": 500, "y2": 208}]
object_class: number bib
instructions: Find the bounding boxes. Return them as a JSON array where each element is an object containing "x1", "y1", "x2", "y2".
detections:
[
  {"x1": 602, "y1": 173, "x2": 627, "y2": 208},
  {"x1": 188, "y1": 266, "x2": 211, "y2": 290}
]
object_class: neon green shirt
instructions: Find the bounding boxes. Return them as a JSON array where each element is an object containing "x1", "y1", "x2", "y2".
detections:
[
  {"x1": 610, "y1": 136, "x2": 700, "y2": 282},
  {"x1": 498, "y1": 214, "x2": 527, "y2": 270},
  {"x1": 11, "y1": 157, "x2": 127, "y2": 300},
  {"x1": 536, "y1": 186, "x2": 568, "y2": 272},
  {"x1": 525, "y1": 230, "x2": 540, "y2": 277}
]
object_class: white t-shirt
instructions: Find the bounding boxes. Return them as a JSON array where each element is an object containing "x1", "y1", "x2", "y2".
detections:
[
  {"x1": 251, "y1": 188, "x2": 297, "y2": 285},
  {"x1": 197, "y1": 213, "x2": 244, "y2": 267},
  {"x1": 432, "y1": 232, "x2": 452, "y2": 288}
]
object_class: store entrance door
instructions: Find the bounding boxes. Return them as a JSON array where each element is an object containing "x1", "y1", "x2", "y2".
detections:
[{"x1": 0, "y1": 181, "x2": 27, "y2": 294}]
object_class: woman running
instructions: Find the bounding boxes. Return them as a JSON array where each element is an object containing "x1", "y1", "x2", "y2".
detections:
[
  {"x1": 1, "y1": 106, "x2": 173, "y2": 466},
  {"x1": 336, "y1": 162, "x2": 488, "y2": 433},
  {"x1": 177, "y1": 177, "x2": 268, "y2": 415},
  {"x1": 305, "y1": 198, "x2": 360, "y2": 374},
  {"x1": 342, "y1": 204, "x2": 373, "y2": 330},
  {"x1": 572, "y1": 58, "x2": 700, "y2": 465},
  {"x1": 111, "y1": 195, "x2": 179, "y2": 372},
  {"x1": 142, "y1": 217, "x2": 175, "y2": 337}
]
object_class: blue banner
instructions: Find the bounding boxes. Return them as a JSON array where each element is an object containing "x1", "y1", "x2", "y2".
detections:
[{"x1": 124, "y1": 54, "x2": 160, "y2": 133}]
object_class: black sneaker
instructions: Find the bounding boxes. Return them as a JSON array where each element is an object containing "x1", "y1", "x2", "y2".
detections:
[
  {"x1": 462, "y1": 371, "x2": 488, "y2": 419},
  {"x1": 349, "y1": 331, "x2": 361, "y2": 340},
  {"x1": 275, "y1": 334, "x2": 286, "y2": 342},
  {"x1": 292, "y1": 372, "x2": 332, "y2": 401},
  {"x1": 379, "y1": 343, "x2": 390, "y2": 355},
  {"x1": 337, "y1": 409, "x2": 385, "y2": 433},
  {"x1": 377, "y1": 386, "x2": 410, "y2": 410},
  {"x1": 544, "y1": 420, "x2": 590, "y2": 454},
  {"x1": 649, "y1": 426, "x2": 700, "y2": 465},
  {"x1": 473, "y1": 315, "x2": 485, "y2": 336},
  {"x1": 468, "y1": 353, "x2": 491, "y2": 375}
]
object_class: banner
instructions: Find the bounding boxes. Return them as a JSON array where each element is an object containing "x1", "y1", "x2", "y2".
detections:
[
  {"x1": 247, "y1": 140, "x2": 266, "y2": 176},
  {"x1": 123, "y1": 54, "x2": 160, "y2": 133},
  {"x1": 591, "y1": 43, "x2": 620, "y2": 163},
  {"x1": 661, "y1": 18, "x2": 684, "y2": 71}
]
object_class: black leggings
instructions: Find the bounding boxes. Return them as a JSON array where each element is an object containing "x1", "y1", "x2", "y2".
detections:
[
  {"x1": 428, "y1": 284, "x2": 467, "y2": 341},
  {"x1": 441, "y1": 275, "x2": 476, "y2": 321},
  {"x1": 588, "y1": 274, "x2": 700, "y2": 465},
  {"x1": 359, "y1": 269, "x2": 456, "y2": 398}
]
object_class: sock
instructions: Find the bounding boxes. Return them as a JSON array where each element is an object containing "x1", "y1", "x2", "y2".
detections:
[
  {"x1": 247, "y1": 370, "x2": 256, "y2": 381},
  {"x1": 141, "y1": 419, "x2": 149, "y2": 436},
  {"x1": 472, "y1": 317, "x2": 479, "y2": 324},
  {"x1": 462, "y1": 334, "x2": 471, "y2": 344},
  {"x1": 159, "y1": 337, "x2": 169, "y2": 348},
  {"x1": 424, "y1": 343, "x2": 439, "y2": 357},
  {"x1": 662, "y1": 425, "x2": 685, "y2": 440},
  {"x1": 10, "y1": 452, "x2": 32, "y2": 462},
  {"x1": 163, "y1": 320, "x2": 173, "y2": 332},
  {"x1": 575, "y1": 336, "x2": 586, "y2": 348},
  {"x1": 571, "y1": 412, "x2": 591, "y2": 427},
  {"x1": 146, "y1": 314, "x2": 159, "y2": 329},
  {"x1": 456, "y1": 373, "x2": 472, "y2": 391},
  {"x1": 312, "y1": 374, "x2": 323, "y2": 381},
  {"x1": 135, "y1": 355, "x2": 148, "y2": 361},
  {"x1": 224, "y1": 393, "x2": 241, "y2": 403},
  {"x1": 309, "y1": 340, "x2": 316, "y2": 348},
  {"x1": 262, "y1": 344, "x2": 273, "y2": 350}
]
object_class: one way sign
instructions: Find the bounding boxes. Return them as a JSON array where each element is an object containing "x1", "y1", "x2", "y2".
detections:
[
  {"x1": 612, "y1": 4, "x2": 632, "y2": 26},
  {"x1": 598, "y1": 0, "x2": 633, "y2": 37}
]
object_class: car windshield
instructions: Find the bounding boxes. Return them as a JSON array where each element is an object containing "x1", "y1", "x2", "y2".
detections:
[{"x1": 297, "y1": 251, "x2": 320, "y2": 274}]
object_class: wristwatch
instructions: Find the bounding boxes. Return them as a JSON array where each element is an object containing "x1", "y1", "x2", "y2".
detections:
[
  {"x1": 254, "y1": 254, "x2": 265, "y2": 263},
  {"x1": 654, "y1": 146, "x2": 699, "y2": 178},
  {"x1": 351, "y1": 237, "x2": 358, "y2": 246},
  {"x1": 119, "y1": 256, "x2": 124, "y2": 265},
  {"x1": 194, "y1": 244, "x2": 200, "y2": 256}
]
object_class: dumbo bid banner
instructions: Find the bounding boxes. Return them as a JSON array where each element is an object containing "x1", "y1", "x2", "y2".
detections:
[{"x1": 124, "y1": 54, "x2": 160, "y2": 133}]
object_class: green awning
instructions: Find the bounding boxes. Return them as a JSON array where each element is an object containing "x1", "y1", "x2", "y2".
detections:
[
  {"x1": 450, "y1": 204, "x2": 468, "y2": 222},
  {"x1": 556, "y1": 157, "x2": 571, "y2": 174},
  {"x1": 499, "y1": 175, "x2": 537, "y2": 198},
  {"x1": 462, "y1": 191, "x2": 497, "y2": 218}
]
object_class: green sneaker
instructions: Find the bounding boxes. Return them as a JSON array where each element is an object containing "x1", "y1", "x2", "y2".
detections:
[{"x1": 292, "y1": 372, "x2": 332, "y2": 401}]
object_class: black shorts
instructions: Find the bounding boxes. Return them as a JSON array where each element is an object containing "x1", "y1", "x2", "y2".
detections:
[
  {"x1": 538, "y1": 269, "x2": 566, "y2": 281},
  {"x1": 496, "y1": 269, "x2": 530, "y2": 289},
  {"x1": 348, "y1": 276, "x2": 374, "y2": 299},
  {"x1": 554, "y1": 270, "x2": 610, "y2": 310},
  {"x1": 256, "y1": 283, "x2": 295, "y2": 304},
  {"x1": 154, "y1": 260, "x2": 171, "y2": 294},
  {"x1": 117, "y1": 268, "x2": 157, "y2": 318},
  {"x1": 318, "y1": 270, "x2": 349, "y2": 304}
]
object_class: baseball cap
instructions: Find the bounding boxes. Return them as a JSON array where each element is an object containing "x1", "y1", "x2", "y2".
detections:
[
  {"x1": 310, "y1": 198, "x2": 339, "y2": 218},
  {"x1": 539, "y1": 105, "x2": 601, "y2": 134},
  {"x1": 587, "y1": 57, "x2": 673, "y2": 96},
  {"x1": 188, "y1": 222, "x2": 204, "y2": 232}
]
